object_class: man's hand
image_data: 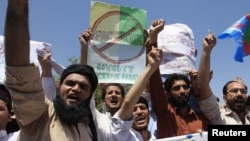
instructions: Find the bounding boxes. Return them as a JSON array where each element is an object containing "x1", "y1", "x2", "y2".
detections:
[
  {"x1": 148, "y1": 19, "x2": 165, "y2": 44},
  {"x1": 147, "y1": 46, "x2": 163, "y2": 69},
  {"x1": 37, "y1": 48, "x2": 52, "y2": 77},
  {"x1": 79, "y1": 30, "x2": 92, "y2": 47},
  {"x1": 202, "y1": 30, "x2": 217, "y2": 52}
]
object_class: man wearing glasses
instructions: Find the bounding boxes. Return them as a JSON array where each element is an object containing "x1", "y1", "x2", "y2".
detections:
[{"x1": 198, "y1": 30, "x2": 250, "y2": 125}]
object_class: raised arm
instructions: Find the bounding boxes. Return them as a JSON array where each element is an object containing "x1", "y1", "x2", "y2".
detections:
[
  {"x1": 146, "y1": 19, "x2": 167, "y2": 115},
  {"x1": 4, "y1": 0, "x2": 30, "y2": 67},
  {"x1": 79, "y1": 30, "x2": 92, "y2": 64},
  {"x1": 36, "y1": 47, "x2": 65, "y2": 76},
  {"x1": 37, "y1": 48, "x2": 57, "y2": 101},
  {"x1": 118, "y1": 47, "x2": 163, "y2": 120},
  {"x1": 198, "y1": 30, "x2": 217, "y2": 100},
  {"x1": 37, "y1": 48, "x2": 53, "y2": 78},
  {"x1": 4, "y1": 0, "x2": 47, "y2": 130},
  {"x1": 147, "y1": 19, "x2": 165, "y2": 47}
]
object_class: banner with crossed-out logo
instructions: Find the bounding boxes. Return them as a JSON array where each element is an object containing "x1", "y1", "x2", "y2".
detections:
[{"x1": 88, "y1": 1, "x2": 147, "y2": 84}]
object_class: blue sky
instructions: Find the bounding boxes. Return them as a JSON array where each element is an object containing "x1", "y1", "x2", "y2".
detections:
[{"x1": 0, "y1": 0, "x2": 250, "y2": 104}]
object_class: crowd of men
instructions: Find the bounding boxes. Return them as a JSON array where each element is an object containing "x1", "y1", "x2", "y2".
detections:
[{"x1": 1, "y1": 0, "x2": 250, "y2": 141}]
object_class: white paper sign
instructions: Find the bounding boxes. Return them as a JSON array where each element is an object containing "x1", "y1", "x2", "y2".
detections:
[
  {"x1": 158, "y1": 23, "x2": 197, "y2": 74},
  {"x1": 0, "y1": 35, "x2": 52, "y2": 83},
  {"x1": 153, "y1": 132, "x2": 208, "y2": 141}
]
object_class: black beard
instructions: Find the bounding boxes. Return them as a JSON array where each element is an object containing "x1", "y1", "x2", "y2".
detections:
[
  {"x1": 53, "y1": 94, "x2": 90, "y2": 125},
  {"x1": 227, "y1": 100, "x2": 246, "y2": 113},
  {"x1": 169, "y1": 96, "x2": 189, "y2": 108}
]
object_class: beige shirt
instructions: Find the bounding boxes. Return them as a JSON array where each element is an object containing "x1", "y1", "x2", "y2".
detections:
[
  {"x1": 5, "y1": 65, "x2": 92, "y2": 141},
  {"x1": 199, "y1": 94, "x2": 250, "y2": 125}
]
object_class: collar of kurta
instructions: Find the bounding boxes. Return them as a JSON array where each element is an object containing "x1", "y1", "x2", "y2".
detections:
[{"x1": 0, "y1": 130, "x2": 7, "y2": 138}]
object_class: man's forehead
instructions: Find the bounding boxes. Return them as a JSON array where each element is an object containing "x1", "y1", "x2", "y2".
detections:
[
  {"x1": 64, "y1": 73, "x2": 90, "y2": 82},
  {"x1": 106, "y1": 86, "x2": 121, "y2": 91},
  {"x1": 173, "y1": 80, "x2": 187, "y2": 85},
  {"x1": 135, "y1": 103, "x2": 147, "y2": 108}
]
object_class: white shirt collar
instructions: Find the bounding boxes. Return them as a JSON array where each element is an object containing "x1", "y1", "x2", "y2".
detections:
[{"x1": 0, "y1": 130, "x2": 7, "y2": 138}]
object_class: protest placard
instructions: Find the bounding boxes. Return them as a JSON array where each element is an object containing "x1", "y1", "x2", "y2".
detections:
[
  {"x1": 88, "y1": 1, "x2": 147, "y2": 84},
  {"x1": 158, "y1": 23, "x2": 197, "y2": 75},
  {"x1": 0, "y1": 35, "x2": 52, "y2": 83},
  {"x1": 154, "y1": 132, "x2": 207, "y2": 141}
]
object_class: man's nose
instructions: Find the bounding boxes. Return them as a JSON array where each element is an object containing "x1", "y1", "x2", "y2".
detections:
[
  {"x1": 135, "y1": 108, "x2": 142, "y2": 114},
  {"x1": 72, "y1": 84, "x2": 81, "y2": 92}
]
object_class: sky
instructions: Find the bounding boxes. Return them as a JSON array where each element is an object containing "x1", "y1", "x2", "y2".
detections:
[{"x1": 0, "y1": 0, "x2": 250, "y2": 104}]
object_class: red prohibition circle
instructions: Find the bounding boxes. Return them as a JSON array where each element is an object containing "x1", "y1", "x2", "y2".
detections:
[{"x1": 90, "y1": 10, "x2": 145, "y2": 64}]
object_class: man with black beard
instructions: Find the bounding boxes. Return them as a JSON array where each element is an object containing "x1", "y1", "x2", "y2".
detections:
[
  {"x1": 198, "y1": 30, "x2": 250, "y2": 125},
  {"x1": 53, "y1": 94, "x2": 90, "y2": 125},
  {"x1": 147, "y1": 19, "x2": 210, "y2": 139},
  {"x1": 149, "y1": 73, "x2": 210, "y2": 139},
  {"x1": 3, "y1": 0, "x2": 97, "y2": 140}
]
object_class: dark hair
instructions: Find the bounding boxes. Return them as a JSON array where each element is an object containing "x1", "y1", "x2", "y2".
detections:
[
  {"x1": 0, "y1": 84, "x2": 11, "y2": 101},
  {"x1": 0, "y1": 84, "x2": 20, "y2": 133},
  {"x1": 60, "y1": 64, "x2": 98, "y2": 93},
  {"x1": 0, "y1": 84, "x2": 12, "y2": 112},
  {"x1": 137, "y1": 96, "x2": 149, "y2": 109},
  {"x1": 222, "y1": 80, "x2": 248, "y2": 95},
  {"x1": 164, "y1": 73, "x2": 190, "y2": 92},
  {"x1": 101, "y1": 83, "x2": 125, "y2": 100},
  {"x1": 58, "y1": 64, "x2": 98, "y2": 141},
  {"x1": 247, "y1": 95, "x2": 250, "y2": 106},
  {"x1": 0, "y1": 94, "x2": 11, "y2": 113},
  {"x1": 216, "y1": 97, "x2": 220, "y2": 102}
]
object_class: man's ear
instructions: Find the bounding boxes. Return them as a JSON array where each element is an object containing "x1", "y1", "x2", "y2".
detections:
[
  {"x1": 9, "y1": 109, "x2": 16, "y2": 122},
  {"x1": 8, "y1": 113, "x2": 12, "y2": 122},
  {"x1": 223, "y1": 95, "x2": 227, "y2": 104},
  {"x1": 165, "y1": 91, "x2": 171, "y2": 99},
  {"x1": 10, "y1": 109, "x2": 14, "y2": 116}
]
